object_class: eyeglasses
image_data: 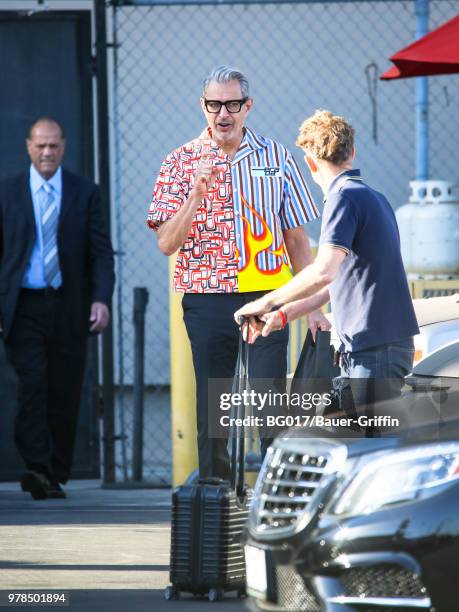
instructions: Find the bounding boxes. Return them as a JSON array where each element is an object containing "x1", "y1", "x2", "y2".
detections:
[{"x1": 203, "y1": 98, "x2": 248, "y2": 113}]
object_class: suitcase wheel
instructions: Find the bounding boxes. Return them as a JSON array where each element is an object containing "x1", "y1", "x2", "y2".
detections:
[
  {"x1": 164, "y1": 585, "x2": 180, "y2": 601},
  {"x1": 208, "y1": 587, "x2": 224, "y2": 602}
]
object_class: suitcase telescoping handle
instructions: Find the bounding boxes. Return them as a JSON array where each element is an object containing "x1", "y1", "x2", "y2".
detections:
[{"x1": 230, "y1": 329, "x2": 248, "y2": 498}]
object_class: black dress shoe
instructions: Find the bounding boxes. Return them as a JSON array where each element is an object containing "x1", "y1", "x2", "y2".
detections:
[
  {"x1": 20, "y1": 471, "x2": 50, "y2": 500},
  {"x1": 47, "y1": 481, "x2": 66, "y2": 499}
]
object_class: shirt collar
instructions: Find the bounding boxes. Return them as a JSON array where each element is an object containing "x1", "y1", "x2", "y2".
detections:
[
  {"x1": 240, "y1": 126, "x2": 267, "y2": 151},
  {"x1": 30, "y1": 164, "x2": 62, "y2": 196},
  {"x1": 324, "y1": 169, "x2": 362, "y2": 203}
]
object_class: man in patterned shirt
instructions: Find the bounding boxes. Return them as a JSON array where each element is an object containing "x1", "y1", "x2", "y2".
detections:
[{"x1": 147, "y1": 65, "x2": 327, "y2": 479}]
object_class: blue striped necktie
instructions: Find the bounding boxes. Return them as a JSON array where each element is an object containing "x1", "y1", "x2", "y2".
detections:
[{"x1": 41, "y1": 182, "x2": 62, "y2": 288}]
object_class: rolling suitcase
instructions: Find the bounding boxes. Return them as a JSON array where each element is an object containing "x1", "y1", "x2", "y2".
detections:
[{"x1": 165, "y1": 334, "x2": 251, "y2": 602}]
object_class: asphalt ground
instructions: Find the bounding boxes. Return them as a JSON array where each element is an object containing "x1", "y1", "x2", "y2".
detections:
[{"x1": 0, "y1": 480, "x2": 249, "y2": 612}]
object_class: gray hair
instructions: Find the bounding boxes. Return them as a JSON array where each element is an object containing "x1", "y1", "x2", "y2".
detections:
[{"x1": 202, "y1": 65, "x2": 250, "y2": 98}]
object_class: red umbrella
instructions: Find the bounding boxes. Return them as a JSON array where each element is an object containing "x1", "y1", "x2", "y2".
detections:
[{"x1": 380, "y1": 14, "x2": 459, "y2": 80}]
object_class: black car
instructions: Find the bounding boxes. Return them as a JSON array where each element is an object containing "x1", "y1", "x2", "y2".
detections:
[{"x1": 244, "y1": 343, "x2": 459, "y2": 612}]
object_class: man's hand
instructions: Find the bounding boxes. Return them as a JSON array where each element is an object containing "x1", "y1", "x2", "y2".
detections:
[
  {"x1": 89, "y1": 302, "x2": 110, "y2": 333},
  {"x1": 245, "y1": 307, "x2": 331, "y2": 344},
  {"x1": 241, "y1": 316, "x2": 265, "y2": 344},
  {"x1": 234, "y1": 295, "x2": 272, "y2": 326},
  {"x1": 308, "y1": 309, "x2": 331, "y2": 340},
  {"x1": 190, "y1": 156, "x2": 226, "y2": 201},
  {"x1": 258, "y1": 311, "x2": 284, "y2": 339}
]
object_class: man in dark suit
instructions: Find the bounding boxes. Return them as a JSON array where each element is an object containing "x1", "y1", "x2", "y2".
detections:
[{"x1": 0, "y1": 118, "x2": 115, "y2": 500}]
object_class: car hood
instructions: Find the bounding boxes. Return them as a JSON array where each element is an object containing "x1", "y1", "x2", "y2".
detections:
[
  {"x1": 411, "y1": 340, "x2": 459, "y2": 377},
  {"x1": 277, "y1": 419, "x2": 459, "y2": 459}
]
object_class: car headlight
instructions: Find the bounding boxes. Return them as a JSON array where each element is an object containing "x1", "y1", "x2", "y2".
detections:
[{"x1": 331, "y1": 442, "x2": 459, "y2": 517}]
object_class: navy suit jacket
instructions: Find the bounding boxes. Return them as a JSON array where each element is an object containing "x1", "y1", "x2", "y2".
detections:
[{"x1": 0, "y1": 168, "x2": 115, "y2": 340}]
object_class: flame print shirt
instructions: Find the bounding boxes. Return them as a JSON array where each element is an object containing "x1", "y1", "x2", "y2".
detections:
[{"x1": 147, "y1": 127, "x2": 318, "y2": 293}]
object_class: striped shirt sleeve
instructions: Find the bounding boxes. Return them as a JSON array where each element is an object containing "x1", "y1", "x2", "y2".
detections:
[
  {"x1": 146, "y1": 152, "x2": 185, "y2": 231},
  {"x1": 279, "y1": 152, "x2": 319, "y2": 229}
]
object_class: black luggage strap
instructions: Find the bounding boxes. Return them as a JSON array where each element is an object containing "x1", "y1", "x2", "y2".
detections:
[{"x1": 230, "y1": 330, "x2": 248, "y2": 498}]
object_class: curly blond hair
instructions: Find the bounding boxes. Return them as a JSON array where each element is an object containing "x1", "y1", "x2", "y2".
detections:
[{"x1": 296, "y1": 110, "x2": 354, "y2": 165}]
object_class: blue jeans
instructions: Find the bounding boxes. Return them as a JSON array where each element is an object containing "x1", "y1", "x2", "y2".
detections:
[{"x1": 339, "y1": 338, "x2": 415, "y2": 434}]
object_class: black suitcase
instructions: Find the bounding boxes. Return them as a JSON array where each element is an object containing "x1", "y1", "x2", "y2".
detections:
[{"x1": 165, "y1": 334, "x2": 250, "y2": 602}]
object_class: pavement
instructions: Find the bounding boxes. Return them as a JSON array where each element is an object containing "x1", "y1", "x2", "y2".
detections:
[{"x1": 0, "y1": 480, "x2": 249, "y2": 612}]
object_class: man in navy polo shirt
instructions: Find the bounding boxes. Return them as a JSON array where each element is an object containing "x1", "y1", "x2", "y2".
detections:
[{"x1": 234, "y1": 109, "x2": 419, "y2": 415}]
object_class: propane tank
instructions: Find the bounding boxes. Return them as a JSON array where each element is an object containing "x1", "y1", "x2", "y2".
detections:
[{"x1": 396, "y1": 180, "x2": 459, "y2": 278}]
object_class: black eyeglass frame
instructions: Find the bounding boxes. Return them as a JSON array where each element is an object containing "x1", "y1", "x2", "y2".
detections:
[{"x1": 203, "y1": 97, "x2": 249, "y2": 113}]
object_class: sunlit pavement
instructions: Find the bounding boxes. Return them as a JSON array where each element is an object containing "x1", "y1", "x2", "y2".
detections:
[{"x1": 0, "y1": 480, "x2": 248, "y2": 612}]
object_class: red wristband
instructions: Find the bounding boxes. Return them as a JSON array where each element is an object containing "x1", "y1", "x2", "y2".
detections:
[{"x1": 278, "y1": 308, "x2": 288, "y2": 329}]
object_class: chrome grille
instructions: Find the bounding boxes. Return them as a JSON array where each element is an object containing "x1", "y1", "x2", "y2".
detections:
[
  {"x1": 256, "y1": 449, "x2": 328, "y2": 531},
  {"x1": 275, "y1": 565, "x2": 320, "y2": 611},
  {"x1": 342, "y1": 565, "x2": 428, "y2": 599}
]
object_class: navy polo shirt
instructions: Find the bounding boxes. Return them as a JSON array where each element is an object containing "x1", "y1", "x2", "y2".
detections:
[{"x1": 319, "y1": 169, "x2": 419, "y2": 352}]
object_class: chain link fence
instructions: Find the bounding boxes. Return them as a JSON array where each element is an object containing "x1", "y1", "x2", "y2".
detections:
[{"x1": 108, "y1": 0, "x2": 459, "y2": 484}]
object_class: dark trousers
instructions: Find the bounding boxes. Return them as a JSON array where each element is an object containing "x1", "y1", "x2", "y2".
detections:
[
  {"x1": 339, "y1": 338, "x2": 415, "y2": 437},
  {"x1": 182, "y1": 292, "x2": 289, "y2": 480},
  {"x1": 4, "y1": 289, "x2": 87, "y2": 483}
]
